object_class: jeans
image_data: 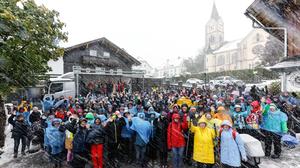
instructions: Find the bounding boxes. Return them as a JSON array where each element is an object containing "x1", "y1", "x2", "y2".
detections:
[
  {"x1": 135, "y1": 144, "x2": 147, "y2": 165},
  {"x1": 171, "y1": 147, "x2": 184, "y2": 168},
  {"x1": 14, "y1": 136, "x2": 27, "y2": 154}
]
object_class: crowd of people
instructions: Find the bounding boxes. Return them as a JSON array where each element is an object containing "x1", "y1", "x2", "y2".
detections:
[{"x1": 7, "y1": 85, "x2": 300, "y2": 168}]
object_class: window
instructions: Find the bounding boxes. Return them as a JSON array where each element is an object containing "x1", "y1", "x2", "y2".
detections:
[
  {"x1": 89, "y1": 50, "x2": 97, "y2": 56},
  {"x1": 226, "y1": 53, "x2": 230, "y2": 64},
  {"x1": 217, "y1": 55, "x2": 225, "y2": 65},
  {"x1": 231, "y1": 52, "x2": 238, "y2": 63},
  {"x1": 50, "y1": 83, "x2": 63, "y2": 94},
  {"x1": 103, "y1": 52, "x2": 110, "y2": 58}
]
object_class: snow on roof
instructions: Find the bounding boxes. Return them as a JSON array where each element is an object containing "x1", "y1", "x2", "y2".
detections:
[
  {"x1": 269, "y1": 60, "x2": 300, "y2": 70},
  {"x1": 213, "y1": 39, "x2": 242, "y2": 54}
]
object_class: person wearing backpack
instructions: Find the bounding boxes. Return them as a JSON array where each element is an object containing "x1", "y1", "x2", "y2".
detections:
[
  {"x1": 167, "y1": 113, "x2": 188, "y2": 168},
  {"x1": 219, "y1": 120, "x2": 247, "y2": 168}
]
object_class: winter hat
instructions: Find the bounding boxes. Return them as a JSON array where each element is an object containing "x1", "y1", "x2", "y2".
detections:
[
  {"x1": 85, "y1": 112, "x2": 94, "y2": 120},
  {"x1": 221, "y1": 120, "x2": 232, "y2": 128},
  {"x1": 213, "y1": 95, "x2": 218, "y2": 99},
  {"x1": 234, "y1": 105, "x2": 241, "y2": 109},
  {"x1": 124, "y1": 107, "x2": 129, "y2": 113},
  {"x1": 270, "y1": 103, "x2": 277, "y2": 110}
]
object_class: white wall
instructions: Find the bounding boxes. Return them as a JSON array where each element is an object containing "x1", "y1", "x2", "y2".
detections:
[{"x1": 47, "y1": 57, "x2": 64, "y2": 75}]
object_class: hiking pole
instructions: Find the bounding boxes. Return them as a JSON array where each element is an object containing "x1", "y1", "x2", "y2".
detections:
[
  {"x1": 213, "y1": 123, "x2": 222, "y2": 168},
  {"x1": 185, "y1": 119, "x2": 191, "y2": 159}
]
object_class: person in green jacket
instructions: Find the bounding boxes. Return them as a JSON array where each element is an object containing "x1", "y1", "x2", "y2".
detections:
[{"x1": 261, "y1": 103, "x2": 288, "y2": 159}]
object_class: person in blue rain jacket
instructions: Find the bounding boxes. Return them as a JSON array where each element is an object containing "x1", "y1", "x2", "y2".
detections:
[
  {"x1": 45, "y1": 118, "x2": 65, "y2": 168},
  {"x1": 220, "y1": 120, "x2": 247, "y2": 168}
]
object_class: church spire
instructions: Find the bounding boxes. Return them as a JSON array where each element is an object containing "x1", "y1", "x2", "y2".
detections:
[{"x1": 211, "y1": 1, "x2": 220, "y2": 20}]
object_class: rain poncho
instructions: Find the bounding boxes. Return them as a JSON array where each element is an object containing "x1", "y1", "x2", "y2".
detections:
[
  {"x1": 121, "y1": 117, "x2": 134, "y2": 138},
  {"x1": 220, "y1": 120, "x2": 247, "y2": 167},
  {"x1": 261, "y1": 104, "x2": 288, "y2": 134},
  {"x1": 45, "y1": 119, "x2": 65, "y2": 155},
  {"x1": 130, "y1": 117, "x2": 152, "y2": 144},
  {"x1": 190, "y1": 118, "x2": 215, "y2": 164}
]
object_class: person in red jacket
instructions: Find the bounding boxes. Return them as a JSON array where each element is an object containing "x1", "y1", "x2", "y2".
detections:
[
  {"x1": 167, "y1": 113, "x2": 188, "y2": 168},
  {"x1": 55, "y1": 108, "x2": 66, "y2": 121}
]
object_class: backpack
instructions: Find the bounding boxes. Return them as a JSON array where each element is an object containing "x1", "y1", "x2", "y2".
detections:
[{"x1": 219, "y1": 128, "x2": 237, "y2": 140}]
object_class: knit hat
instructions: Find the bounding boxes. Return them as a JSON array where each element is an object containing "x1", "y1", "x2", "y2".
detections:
[
  {"x1": 85, "y1": 112, "x2": 94, "y2": 120},
  {"x1": 270, "y1": 103, "x2": 277, "y2": 110},
  {"x1": 221, "y1": 120, "x2": 232, "y2": 127},
  {"x1": 234, "y1": 105, "x2": 241, "y2": 109}
]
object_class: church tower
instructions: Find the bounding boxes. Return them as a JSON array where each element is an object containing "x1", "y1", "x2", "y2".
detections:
[{"x1": 205, "y1": 2, "x2": 224, "y2": 51}]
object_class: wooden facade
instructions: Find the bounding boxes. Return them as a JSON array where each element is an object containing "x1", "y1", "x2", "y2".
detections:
[
  {"x1": 245, "y1": 0, "x2": 300, "y2": 57},
  {"x1": 63, "y1": 37, "x2": 141, "y2": 73}
]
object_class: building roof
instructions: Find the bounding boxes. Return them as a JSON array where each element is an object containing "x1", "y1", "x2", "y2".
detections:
[
  {"x1": 269, "y1": 57, "x2": 300, "y2": 71},
  {"x1": 213, "y1": 39, "x2": 241, "y2": 54},
  {"x1": 65, "y1": 37, "x2": 141, "y2": 65}
]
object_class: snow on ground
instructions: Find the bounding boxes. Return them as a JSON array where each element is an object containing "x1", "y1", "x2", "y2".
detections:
[
  {"x1": 260, "y1": 145, "x2": 300, "y2": 168},
  {"x1": 0, "y1": 115, "x2": 300, "y2": 168},
  {"x1": 0, "y1": 115, "x2": 14, "y2": 165}
]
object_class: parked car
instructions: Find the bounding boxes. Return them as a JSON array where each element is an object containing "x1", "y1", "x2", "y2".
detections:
[
  {"x1": 209, "y1": 76, "x2": 245, "y2": 87},
  {"x1": 186, "y1": 78, "x2": 204, "y2": 85}
]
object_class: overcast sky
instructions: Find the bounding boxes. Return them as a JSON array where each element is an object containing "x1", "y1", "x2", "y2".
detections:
[{"x1": 35, "y1": 0, "x2": 254, "y2": 68}]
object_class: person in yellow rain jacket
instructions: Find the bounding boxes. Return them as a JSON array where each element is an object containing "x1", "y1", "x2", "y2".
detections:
[
  {"x1": 213, "y1": 106, "x2": 233, "y2": 124},
  {"x1": 190, "y1": 118, "x2": 216, "y2": 168},
  {"x1": 200, "y1": 110, "x2": 222, "y2": 130}
]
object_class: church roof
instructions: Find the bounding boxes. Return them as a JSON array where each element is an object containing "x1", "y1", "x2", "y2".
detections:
[
  {"x1": 213, "y1": 39, "x2": 242, "y2": 54},
  {"x1": 211, "y1": 2, "x2": 221, "y2": 20}
]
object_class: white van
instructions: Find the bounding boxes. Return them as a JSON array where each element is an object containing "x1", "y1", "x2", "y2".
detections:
[{"x1": 45, "y1": 72, "x2": 76, "y2": 99}]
